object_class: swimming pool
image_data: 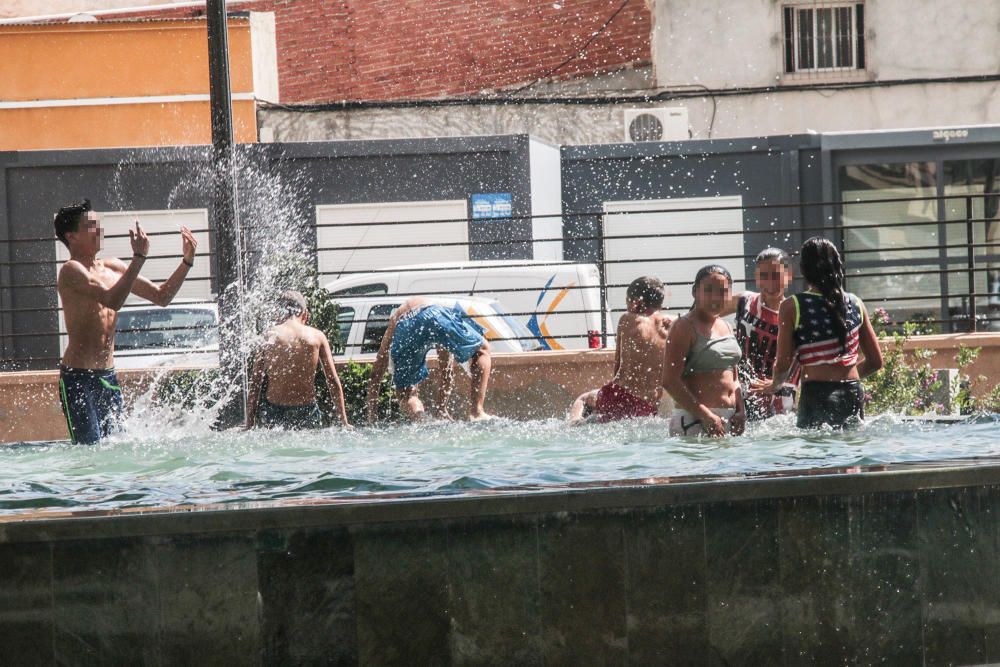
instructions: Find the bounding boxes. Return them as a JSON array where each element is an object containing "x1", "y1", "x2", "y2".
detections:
[{"x1": 1, "y1": 414, "x2": 996, "y2": 514}]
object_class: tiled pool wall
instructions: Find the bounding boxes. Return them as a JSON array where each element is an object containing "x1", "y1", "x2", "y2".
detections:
[
  {"x1": 4, "y1": 332, "x2": 1000, "y2": 443},
  {"x1": 1, "y1": 461, "x2": 999, "y2": 664}
]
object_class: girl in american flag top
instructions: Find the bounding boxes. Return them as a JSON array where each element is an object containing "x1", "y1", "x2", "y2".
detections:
[{"x1": 762, "y1": 237, "x2": 883, "y2": 429}]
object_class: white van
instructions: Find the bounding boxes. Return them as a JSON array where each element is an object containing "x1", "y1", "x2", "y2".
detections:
[
  {"x1": 332, "y1": 295, "x2": 540, "y2": 359},
  {"x1": 324, "y1": 261, "x2": 606, "y2": 350}
]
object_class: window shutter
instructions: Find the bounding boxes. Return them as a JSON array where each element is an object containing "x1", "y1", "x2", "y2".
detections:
[
  {"x1": 783, "y1": 6, "x2": 796, "y2": 73},
  {"x1": 855, "y1": 3, "x2": 866, "y2": 69}
]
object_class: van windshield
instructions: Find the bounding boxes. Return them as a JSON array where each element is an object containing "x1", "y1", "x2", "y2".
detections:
[
  {"x1": 116, "y1": 308, "x2": 218, "y2": 350},
  {"x1": 491, "y1": 303, "x2": 542, "y2": 352}
]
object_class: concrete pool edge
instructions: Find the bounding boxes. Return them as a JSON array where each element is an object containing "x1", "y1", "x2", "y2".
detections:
[
  {"x1": 3, "y1": 454, "x2": 1000, "y2": 663},
  {"x1": 2, "y1": 454, "x2": 999, "y2": 543}
]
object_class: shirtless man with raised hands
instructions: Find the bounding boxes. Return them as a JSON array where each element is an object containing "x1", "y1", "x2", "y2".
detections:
[{"x1": 54, "y1": 199, "x2": 198, "y2": 444}]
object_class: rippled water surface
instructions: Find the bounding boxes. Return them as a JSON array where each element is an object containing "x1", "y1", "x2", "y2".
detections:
[{"x1": 1, "y1": 415, "x2": 997, "y2": 515}]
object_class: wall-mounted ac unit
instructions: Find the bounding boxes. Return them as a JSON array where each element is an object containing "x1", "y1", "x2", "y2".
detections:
[{"x1": 623, "y1": 107, "x2": 689, "y2": 143}]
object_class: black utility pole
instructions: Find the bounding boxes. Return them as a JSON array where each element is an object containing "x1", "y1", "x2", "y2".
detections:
[{"x1": 206, "y1": 0, "x2": 247, "y2": 424}]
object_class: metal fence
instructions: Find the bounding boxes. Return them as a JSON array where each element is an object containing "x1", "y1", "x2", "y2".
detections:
[{"x1": 1, "y1": 192, "x2": 997, "y2": 368}]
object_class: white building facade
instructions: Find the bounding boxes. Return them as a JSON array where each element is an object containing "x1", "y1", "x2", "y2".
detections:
[{"x1": 652, "y1": 0, "x2": 1000, "y2": 138}]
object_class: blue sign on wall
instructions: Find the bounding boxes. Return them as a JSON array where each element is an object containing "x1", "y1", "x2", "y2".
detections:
[{"x1": 471, "y1": 193, "x2": 513, "y2": 220}]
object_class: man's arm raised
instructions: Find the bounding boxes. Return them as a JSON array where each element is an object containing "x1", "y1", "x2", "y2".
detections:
[
  {"x1": 60, "y1": 221, "x2": 148, "y2": 311},
  {"x1": 130, "y1": 226, "x2": 198, "y2": 307}
]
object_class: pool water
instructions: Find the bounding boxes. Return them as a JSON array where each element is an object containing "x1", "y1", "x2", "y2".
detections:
[{"x1": 1, "y1": 414, "x2": 998, "y2": 515}]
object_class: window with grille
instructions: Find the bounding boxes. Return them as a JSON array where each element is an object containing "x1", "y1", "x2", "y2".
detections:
[{"x1": 783, "y1": 3, "x2": 865, "y2": 73}]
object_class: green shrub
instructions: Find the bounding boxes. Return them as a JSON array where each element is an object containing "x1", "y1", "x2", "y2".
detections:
[
  {"x1": 330, "y1": 361, "x2": 399, "y2": 425},
  {"x1": 865, "y1": 308, "x2": 991, "y2": 415},
  {"x1": 154, "y1": 368, "x2": 222, "y2": 411}
]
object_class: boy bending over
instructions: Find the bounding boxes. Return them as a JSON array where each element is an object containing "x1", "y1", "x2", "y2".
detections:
[{"x1": 367, "y1": 297, "x2": 492, "y2": 423}]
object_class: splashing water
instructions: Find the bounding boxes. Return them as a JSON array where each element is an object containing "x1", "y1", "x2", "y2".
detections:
[
  {"x1": 1, "y1": 415, "x2": 997, "y2": 515},
  {"x1": 107, "y1": 147, "x2": 318, "y2": 417}
]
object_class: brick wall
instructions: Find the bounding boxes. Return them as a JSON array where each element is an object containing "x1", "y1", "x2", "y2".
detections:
[{"x1": 105, "y1": 0, "x2": 650, "y2": 104}]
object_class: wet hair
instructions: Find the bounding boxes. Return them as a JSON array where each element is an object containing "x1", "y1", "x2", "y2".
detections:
[
  {"x1": 53, "y1": 199, "x2": 92, "y2": 247},
  {"x1": 799, "y1": 237, "x2": 848, "y2": 352},
  {"x1": 626, "y1": 276, "x2": 665, "y2": 309},
  {"x1": 754, "y1": 247, "x2": 790, "y2": 267},
  {"x1": 277, "y1": 290, "x2": 307, "y2": 319},
  {"x1": 690, "y1": 264, "x2": 732, "y2": 309}
]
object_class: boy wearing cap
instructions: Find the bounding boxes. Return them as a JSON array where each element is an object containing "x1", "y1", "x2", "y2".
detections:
[{"x1": 246, "y1": 290, "x2": 350, "y2": 429}]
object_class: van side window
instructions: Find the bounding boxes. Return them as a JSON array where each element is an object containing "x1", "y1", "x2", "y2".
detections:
[
  {"x1": 362, "y1": 304, "x2": 397, "y2": 354},
  {"x1": 331, "y1": 283, "x2": 388, "y2": 297},
  {"x1": 333, "y1": 307, "x2": 355, "y2": 355}
]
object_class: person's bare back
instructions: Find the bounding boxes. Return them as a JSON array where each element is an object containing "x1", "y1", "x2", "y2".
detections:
[
  {"x1": 612, "y1": 310, "x2": 671, "y2": 406},
  {"x1": 246, "y1": 291, "x2": 349, "y2": 429},
  {"x1": 258, "y1": 319, "x2": 326, "y2": 406},
  {"x1": 582, "y1": 276, "x2": 671, "y2": 424}
]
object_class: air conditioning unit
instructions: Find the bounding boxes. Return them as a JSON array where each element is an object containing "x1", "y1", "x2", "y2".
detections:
[{"x1": 623, "y1": 107, "x2": 689, "y2": 143}]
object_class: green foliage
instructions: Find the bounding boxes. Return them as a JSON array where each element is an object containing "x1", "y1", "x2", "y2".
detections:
[
  {"x1": 154, "y1": 368, "x2": 221, "y2": 410},
  {"x1": 870, "y1": 307, "x2": 938, "y2": 336},
  {"x1": 864, "y1": 329, "x2": 946, "y2": 415},
  {"x1": 977, "y1": 383, "x2": 1000, "y2": 413},
  {"x1": 303, "y1": 281, "x2": 397, "y2": 425},
  {"x1": 332, "y1": 361, "x2": 399, "y2": 425},
  {"x1": 866, "y1": 307, "x2": 992, "y2": 415},
  {"x1": 306, "y1": 286, "x2": 341, "y2": 348}
]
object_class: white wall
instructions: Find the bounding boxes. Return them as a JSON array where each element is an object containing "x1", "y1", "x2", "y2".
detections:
[
  {"x1": 652, "y1": 0, "x2": 1000, "y2": 88},
  {"x1": 652, "y1": 1, "x2": 782, "y2": 89},
  {"x1": 690, "y1": 82, "x2": 1000, "y2": 138},
  {"x1": 528, "y1": 138, "x2": 563, "y2": 261},
  {"x1": 868, "y1": 0, "x2": 1000, "y2": 79},
  {"x1": 250, "y1": 11, "x2": 279, "y2": 104},
  {"x1": 647, "y1": 0, "x2": 1000, "y2": 137},
  {"x1": 315, "y1": 201, "x2": 469, "y2": 281}
]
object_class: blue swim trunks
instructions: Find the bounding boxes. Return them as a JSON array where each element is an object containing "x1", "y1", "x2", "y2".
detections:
[
  {"x1": 59, "y1": 366, "x2": 124, "y2": 445},
  {"x1": 389, "y1": 303, "x2": 486, "y2": 389}
]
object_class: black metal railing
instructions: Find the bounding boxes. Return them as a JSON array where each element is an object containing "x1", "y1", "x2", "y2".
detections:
[{"x1": 2, "y1": 192, "x2": 997, "y2": 368}]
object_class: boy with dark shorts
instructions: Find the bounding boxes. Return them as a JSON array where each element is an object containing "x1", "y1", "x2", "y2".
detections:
[
  {"x1": 54, "y1": 199, "x2": 198, "y2": 444},
  {"x1": 367, "y1": 297, "x2": 493, "y2": 422},
  {"x1": 246, "y1": 291, "x2": 350, "y2": 429},
  {"x1": 569, "y1": 277, "x2": 672, "y2": 423}
]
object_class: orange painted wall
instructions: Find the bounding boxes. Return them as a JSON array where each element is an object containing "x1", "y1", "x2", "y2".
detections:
[{"x1": 0, "y1": 19, "x2": 258, "y2": 150}]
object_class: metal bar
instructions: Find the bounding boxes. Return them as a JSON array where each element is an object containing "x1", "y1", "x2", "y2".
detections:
[
  {"x1": 3, "y1": 275, "x2": 216, "y2": 291},
  {"x1": 315, "y1": 243, "x2": 1000, "y2": 278},
  {"x1": 968, "y1": 195, "x2": 978, "y2": 332},
  {"x1": 302, "y1": 192, "x2": 995, "y2": 227},
  {"x1": 310, "y1": 212, "x2": 994, "y2": 235},
  {"x1": 4, "y1": 227, "x2": 217, "y2": 244},
  {"x1": 306, "y1": 216, "x2": 994, "y2": 253},
  {"x1": 206, "y1": 0, "x2": 245, "y2": 425},
  {"x1": 0, "y1": 252, "x2": 217, "y2": 268}
]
